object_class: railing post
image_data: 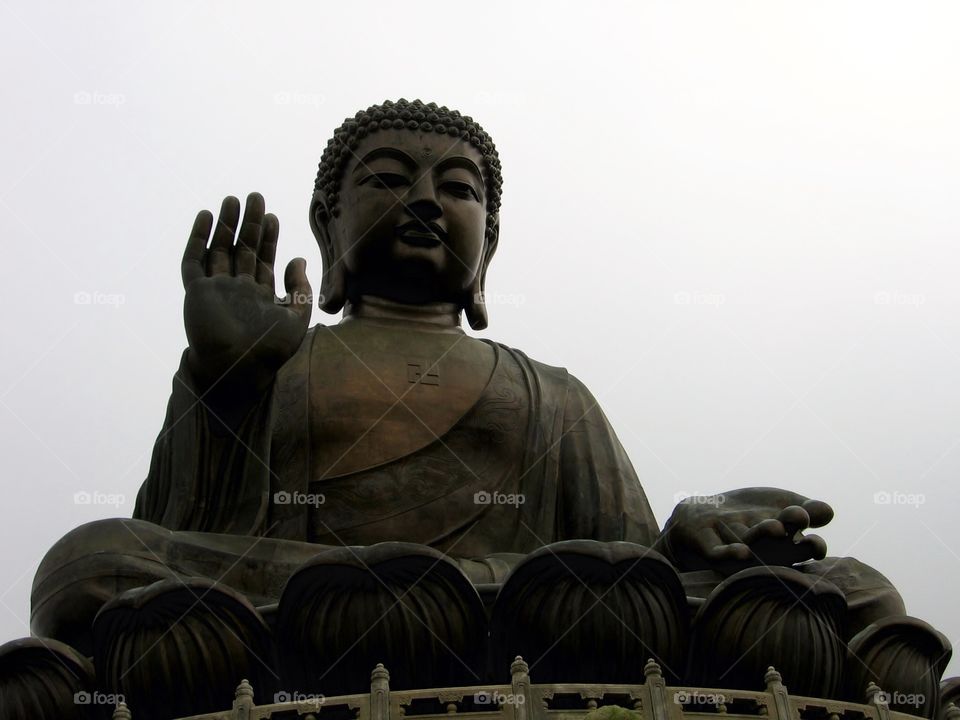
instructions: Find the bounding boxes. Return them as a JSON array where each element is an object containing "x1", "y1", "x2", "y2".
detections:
[
  {"x1": 865, "y1": 682, "x2": 891, "y2": 720},
  {"x1": 764, "y1": 667, "x2": 793, "y2": 720},
  {"x1": 371, "y1": 663, "x2": 391, "y2": 720},
  {"x1": 643, "y1": 659, "x2": 670, "y2": 720},
  {"x1": 511, "y1": 656, "x2": 531, "y2": 720},
  {"x1": 232, "y1": 679, "x2": 255, "y2": 720},
  {"x1": 112, "y1": 702, "x2": 132, "y2": 719}
]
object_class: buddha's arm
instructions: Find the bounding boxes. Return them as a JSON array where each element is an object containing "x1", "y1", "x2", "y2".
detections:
[
  {"x1": 554, "y1": 376, "x2": 835, "y2": 573},
  {"x1": 133, "y1": 193, "x2": 313, "y2": 534},
  {"x1": 133, "y1": 347, "x2": 278, "y2": 535},
  {"x1": 558, "y1": 375, "x2": 661, "y2": 546}
]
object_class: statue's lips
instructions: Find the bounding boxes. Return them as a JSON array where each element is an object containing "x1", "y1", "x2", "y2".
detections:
[{"x1": 396, "y1": 229, "x2": 443, "y2": 248}]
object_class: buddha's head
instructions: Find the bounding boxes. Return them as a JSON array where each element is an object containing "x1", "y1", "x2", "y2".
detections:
[{"x1": 309, "y1": 99, "x2": 503, "y2": 329}]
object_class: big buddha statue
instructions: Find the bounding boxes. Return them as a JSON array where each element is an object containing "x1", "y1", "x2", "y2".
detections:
[{"x1": 5, "y1": 100, "x2": 950, "y2": 720}]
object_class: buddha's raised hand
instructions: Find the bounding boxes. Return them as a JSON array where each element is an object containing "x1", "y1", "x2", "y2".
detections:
[
  {"x1": 181, "y1": 192, "x2": 312, "y2": 395},
  {"x1": 655, "y1": 487, "x2": 834, "y2": 576}
]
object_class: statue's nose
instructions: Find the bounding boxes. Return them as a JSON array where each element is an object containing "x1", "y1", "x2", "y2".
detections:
[
  {"x1": 404, "y1": 188, "x2": 443, "y2": 225},
  {"x1": 403, "y1": 173, "x2": 442, "y2": 216}
]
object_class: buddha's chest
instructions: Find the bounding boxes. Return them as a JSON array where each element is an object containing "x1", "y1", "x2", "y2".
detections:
[{"x1": 305, "y1": 323, "x2": 497, "y2": 480}]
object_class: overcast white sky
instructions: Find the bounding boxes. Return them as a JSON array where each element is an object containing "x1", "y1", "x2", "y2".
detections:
[{"x1": 2, "y1": 0, "x2": 959, "y2": 681}]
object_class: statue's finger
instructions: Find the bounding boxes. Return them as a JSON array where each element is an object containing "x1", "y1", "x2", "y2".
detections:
[
  {"x1": 284, "y1": 257, "x2": 312, "y2": 320},
  {"x1": 802, "y1": 499, "x2": 835, "y2": 528},
  {"x1": 235, "y1": 193, "x2": 264, "y2": 279},
  {"x1": 691, "y1": 527, "x2": 749, "y2": 563},
  {"x1": 794, "y1": 533, "x2": 828, "y2": 561},
  {"x1": 741, "y1": 518, "x2": 786, "y2": 545},
  {"x1": 182, "y1": 210, "x2": 212, "y2": 288},
  {"x1": 208, "y1": 195, "x2": 240, "y2": 275},
  {"x1": 778, "y1": 505, "x2": 811, "y2": 536},
  {"x1": 717, "y1": 520, "x2": 750, "y2": 544},
  {"x1": 255, "y1": 213, "x2": 279, "y2": 290},
  {"x1": 759, "y1": 533, "x2": 827, "y2": 567},
  {"x1": 707, "y1": 542, "x2": 752, "y2": 564}
]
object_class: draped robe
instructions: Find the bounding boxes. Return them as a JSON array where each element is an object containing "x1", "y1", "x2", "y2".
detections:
[{"x1": 132, "y1": 320, "x2": 660, "y2": 584}]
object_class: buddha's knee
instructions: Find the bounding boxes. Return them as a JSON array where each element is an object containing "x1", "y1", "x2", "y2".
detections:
[
  {"x1": 30, "y1": 518, "x2": 179, "y2": 654},
  {"x1": 797, "y1": 556, "x2": 906, "y2": 636},
  {"x1": 93, "y1": 577, "x2": 276, "y2": 720},
  {"x1": 276, "y1": 542, "x2": 488, "y2": 693},
  {"x1": 489, "y1": 540, "x2": 688, "y2": 684}
]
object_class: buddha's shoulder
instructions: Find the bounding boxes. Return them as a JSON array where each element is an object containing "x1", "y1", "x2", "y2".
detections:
[{"x1": 481, "y1": 340, "x2": 595, "y2": 397}]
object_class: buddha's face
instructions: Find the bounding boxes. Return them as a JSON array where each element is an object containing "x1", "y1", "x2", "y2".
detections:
[{"x1": 316, "y1": 129, "x2": 490, "y2": 306}]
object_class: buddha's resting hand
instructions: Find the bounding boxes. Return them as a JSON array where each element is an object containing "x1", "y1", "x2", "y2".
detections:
[
  {"x1": 181, "y1": 192, "x2": 312, "y2": 397},
  {"x1": 654, "y1": 487, "x2": 834, "y2": 576}
]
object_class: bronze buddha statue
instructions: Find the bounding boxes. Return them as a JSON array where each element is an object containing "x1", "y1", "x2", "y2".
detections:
[{"x1": 14, "y1": 99, "x2": 938, "y2": 720}]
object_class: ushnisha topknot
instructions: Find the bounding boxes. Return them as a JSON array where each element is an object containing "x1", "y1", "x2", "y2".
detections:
[{"x1": 314, "y1": 99, "x2": 503, "y2": 240}]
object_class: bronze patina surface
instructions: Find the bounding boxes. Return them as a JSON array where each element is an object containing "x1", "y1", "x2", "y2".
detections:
[{"x1": 3, "y1": 99, "x2": 946, "y2": 720}]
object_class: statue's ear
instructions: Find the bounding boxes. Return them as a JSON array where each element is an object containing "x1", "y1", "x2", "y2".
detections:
[
  {"x1": 464, "y1": 213, "x2": 500, "y2": 331},
  {"x1": 309, "y1": 191, "x2": 346, "y2": 314}
]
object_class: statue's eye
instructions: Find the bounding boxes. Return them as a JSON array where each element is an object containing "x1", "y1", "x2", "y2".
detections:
[
  {"x1": 441, "y1": 181, "x2": 480, "y2": 201},
  {"x1": 360, "y1": 172, "x2": 409, "y2": 189}
]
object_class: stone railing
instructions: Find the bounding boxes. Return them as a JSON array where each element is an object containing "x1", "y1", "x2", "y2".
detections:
[{"x1": 107, "y1": 657, "x2": 944, "y2": 720}]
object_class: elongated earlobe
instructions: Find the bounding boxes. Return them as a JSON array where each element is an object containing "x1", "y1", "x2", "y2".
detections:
[
  {"x1": 464, "y1": 216, "x2": 500, "y2": 331},
  {"x1": 309, "y1": 194, "x2": 346, "y2": 314},
  {"x1": 464, "y1": 283, "x2": 488, "y2": 330}
]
